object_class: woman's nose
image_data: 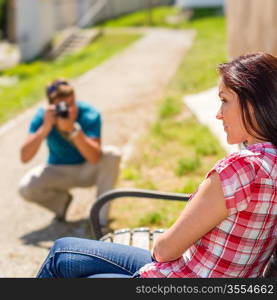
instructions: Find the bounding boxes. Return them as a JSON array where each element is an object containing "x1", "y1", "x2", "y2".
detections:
[{"x1": 216, "y1": 106, "x2": 223, "y2": 120}]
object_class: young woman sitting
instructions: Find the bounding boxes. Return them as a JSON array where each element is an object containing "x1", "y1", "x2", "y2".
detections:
[{"x1": 36, "y1": 52, "x2": 277, "y2": 278}]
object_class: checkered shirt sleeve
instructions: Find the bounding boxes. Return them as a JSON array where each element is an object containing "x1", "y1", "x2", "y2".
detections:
[{"x1": 206, "y1": 152, "x2": 257, "y2": 215}]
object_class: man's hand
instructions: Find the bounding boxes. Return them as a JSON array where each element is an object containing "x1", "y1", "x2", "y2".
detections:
[
  {"x1": 56, "y1": 117, "x2": 74, "y2": 133},
  {"x1": 42, "y1": 105, "x2": 56, "y2": 134},
  {"x1": 55, "y1": 103, "x2": 77, "y2": 133}
]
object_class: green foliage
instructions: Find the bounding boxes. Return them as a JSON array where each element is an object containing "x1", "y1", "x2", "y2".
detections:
[
  {"x1": 170, "y1": 18, "x2": 227, "y2": 95},
  {"x1": 176, "y1": 178, "x2": 202, "y2": 194},
  {"x1": 195, "y1": 129, "x2": 222, "y2": 156},
  {"x1": 136, "y1": 179, "x2": 157, "y2": 190},
  {"x1": 138, "y1": 212, "x2": 163, "y2": 226},
  {"x1": 121, "y1": 167, "x2": 140, "y2": 180},
  {"x1": 97, "y1": 6, "x2": 180, "y2": 28},
  {"x1": 159, "y1": 97, "x2": 183, "y2": 119},
  {"x1": 3, "y1": 62, "x2": 48, "y2": 79},
  {"x1": 190, "y1": 6, "x2": 224, "y2": 20},
  {"x1": 175, "y1": 156, "x2": 201, "y2": 176}
]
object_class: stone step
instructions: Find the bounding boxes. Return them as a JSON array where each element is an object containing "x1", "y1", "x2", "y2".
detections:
[{"x1": 47, "y1": 28, "x2": 102, "y2": 60}]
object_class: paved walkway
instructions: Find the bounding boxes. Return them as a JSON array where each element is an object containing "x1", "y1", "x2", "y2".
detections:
[{"x1": 0, "y1": 28, "x2": 195, "y2": 277}]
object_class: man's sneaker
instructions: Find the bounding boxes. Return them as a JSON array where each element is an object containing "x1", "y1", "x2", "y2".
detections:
[{"x1": 54, "y1": 194, "x2": 73, "y2": 222}]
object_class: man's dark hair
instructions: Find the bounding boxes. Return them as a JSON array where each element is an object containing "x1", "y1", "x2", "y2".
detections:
[
  {"x1": 218, "y1": 52, "x2": 277, "y2": 148},
  {"x1": 46, "y1": 79, "x2": 74, "y2": 103}
]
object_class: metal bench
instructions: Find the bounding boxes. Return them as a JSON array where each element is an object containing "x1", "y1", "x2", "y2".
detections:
[
  {"x1": 89, "y1": 188, "x2": 277, "y2": 278},
  {"x1": 90, "y1": 188, "x2": 190, "y2": 249}
]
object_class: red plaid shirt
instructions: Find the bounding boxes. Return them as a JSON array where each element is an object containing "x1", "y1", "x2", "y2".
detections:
[{"x1": 139, "y1": 142, "x2": 277, "y2": 278}]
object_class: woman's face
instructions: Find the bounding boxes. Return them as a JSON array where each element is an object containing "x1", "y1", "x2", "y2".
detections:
[{"x1": 216, "y1": 79, "x2": 256, "y2": 145}]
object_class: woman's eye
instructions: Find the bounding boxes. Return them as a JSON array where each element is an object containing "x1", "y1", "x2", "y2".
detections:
[{"x1": 220, "y1": 98, "x2": 227, "y2": 103}]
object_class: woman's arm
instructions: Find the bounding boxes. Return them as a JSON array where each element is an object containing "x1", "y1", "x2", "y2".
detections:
[{"x1": 152, "y1": 172, "x2": 228, "y2": 262}]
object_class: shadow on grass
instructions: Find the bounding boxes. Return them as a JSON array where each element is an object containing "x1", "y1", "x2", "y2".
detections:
[{"x1": 189, "y1": 7, "x2": 224, "y2": 21}]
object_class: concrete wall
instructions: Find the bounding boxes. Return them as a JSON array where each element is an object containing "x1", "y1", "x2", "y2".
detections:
[
  {"x1": 14, "y1": 0, "x2": 174, "y2": 61},
  {"x1": 226, "y1": 0, "x2": 277, "y2": 59},
  {"x1": 53, "y1": 0, "x2": 78, "y2": 31},
  {"x1": 16, "y1": 0, "x2": 53, "y2": 61}
]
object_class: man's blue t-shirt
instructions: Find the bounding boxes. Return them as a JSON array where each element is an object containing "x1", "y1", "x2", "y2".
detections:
[{"x1": 29, "y1": 101, "x2": 101, "y2": 165}]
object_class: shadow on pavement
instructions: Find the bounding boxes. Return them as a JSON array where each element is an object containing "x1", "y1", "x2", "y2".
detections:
[{"x1": 20, "y1": 218, "x2": 95, "y2": 249}]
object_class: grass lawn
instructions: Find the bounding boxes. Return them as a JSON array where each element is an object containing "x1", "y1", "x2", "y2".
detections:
[
  {"x1": 0, "y1": 33, "x2": 141, "y2": 124},
  {"x1": 101, "y1": 6, "x2": 228, "y2": 230}
]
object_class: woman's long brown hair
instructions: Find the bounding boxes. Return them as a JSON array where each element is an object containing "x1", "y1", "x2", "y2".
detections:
[{"x1": 218, "y1": 52, "x2": 277, "y2": 148}]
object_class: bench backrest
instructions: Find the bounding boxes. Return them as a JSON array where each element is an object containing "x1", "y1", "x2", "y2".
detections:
[{"x1": 263, "y1": 247, "x2": 277, "y2": 277}]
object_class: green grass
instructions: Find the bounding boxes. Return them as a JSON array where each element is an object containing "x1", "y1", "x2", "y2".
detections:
[
  {"x1": 97, "y1": 5, "x2": 224, "y2": 29},
  {"x1": 0, "y1": 33, "x2": 141, "y2": 124},
  {"x1": 176, "y1": 17, "x2": 227, "y2": 94},
  {"x1": 175, "y1": 156, "x2": 201, "y2": 176},
  {"x1": 109, "y1": 6, "x2": 227, "y2": 230}
]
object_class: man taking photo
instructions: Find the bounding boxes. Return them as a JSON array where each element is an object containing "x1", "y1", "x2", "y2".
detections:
[{"x1": 18, "y1": 79, "x2": 121, "y2": 227}]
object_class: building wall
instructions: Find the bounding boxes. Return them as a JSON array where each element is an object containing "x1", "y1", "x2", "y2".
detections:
[
  {"x1": 77, "y1": 0, "x2": 94, "y2": 23},
  {"x1": 14, "y1": 0, "x2": 174, "y2": 61},
  {"x1": 16, "y1": 0, "x2": 41, "y2": 60},
  {"x1": 226, "y1": 0, "x2": 277, "y2": 59}
]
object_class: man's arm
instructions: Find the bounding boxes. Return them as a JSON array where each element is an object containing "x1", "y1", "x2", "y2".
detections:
[
  {"x1": 20, "y1": 127, "x2": 49, "y2": 163},
  {"x1": 20, "y1": 106, "x2": 55, "y2": 163},
  {"x1": 70, "y1": 131, "x2": 101, "y2": 164}
]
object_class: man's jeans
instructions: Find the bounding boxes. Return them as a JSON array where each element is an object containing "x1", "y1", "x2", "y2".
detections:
[{"x1": 37, "y1": 237, "x2": 152, "y2": 278}]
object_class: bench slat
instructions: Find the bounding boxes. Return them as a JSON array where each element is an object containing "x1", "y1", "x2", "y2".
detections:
[
  {"x1": 113, "y1": 229, "x2": 131, "y2": 246},
  {"x1": 101, "y1": 233, "x2": 113, "y2": 243},
  {"x1": 100, "y1": 227, "x2": 166, "y2": 250},
  {"x1": 131, "y1": 228, "x2": 150, "y2": 250},
  {"x1": 152, "y1": 229, "x2": 165, "y2": 244}
]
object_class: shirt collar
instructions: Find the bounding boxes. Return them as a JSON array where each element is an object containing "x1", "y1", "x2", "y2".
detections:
[{"x1": 246, "y1": 142, "x2": 277, "y2": 154}]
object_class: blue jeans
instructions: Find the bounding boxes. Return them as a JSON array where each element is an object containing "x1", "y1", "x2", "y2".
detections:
[{"x1": 37, "y1": 237, "x2": 152, "y2": 278}]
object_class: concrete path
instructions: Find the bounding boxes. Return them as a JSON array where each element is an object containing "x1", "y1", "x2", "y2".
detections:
[
  {"x1": 0, "y1": 28, "x2": 195, "y2": 277},
  {"x1": 184, "y1": 87, "x2": 239, "y2": 154}
]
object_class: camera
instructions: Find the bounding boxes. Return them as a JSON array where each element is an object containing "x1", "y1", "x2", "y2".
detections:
[{"x1": 55, "y1": 101, "x2": 69, "y2": 118}]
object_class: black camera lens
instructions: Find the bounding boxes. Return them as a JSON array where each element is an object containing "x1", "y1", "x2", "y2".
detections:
[{"x1": 55, "y1": 101, "x2": 69, "y2": 118}]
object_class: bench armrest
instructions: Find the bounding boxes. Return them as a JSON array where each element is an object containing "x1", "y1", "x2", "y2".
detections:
[{"x1": 90, "y1": 188, "x2": 191, "y2": 239}]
